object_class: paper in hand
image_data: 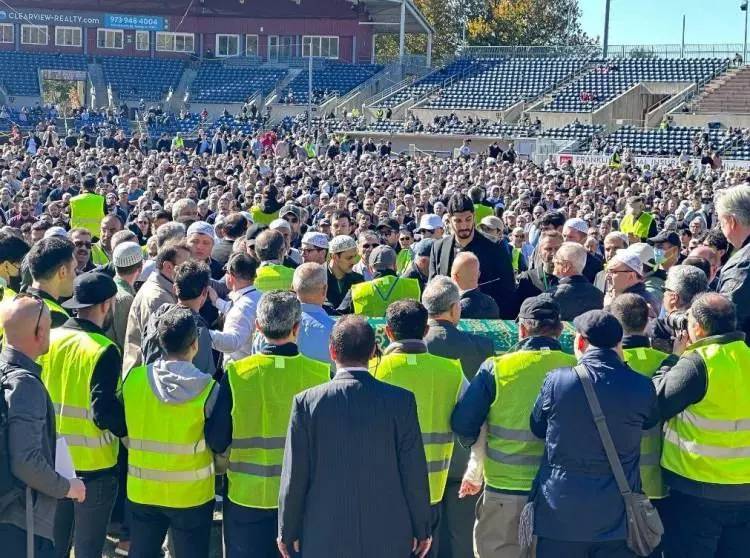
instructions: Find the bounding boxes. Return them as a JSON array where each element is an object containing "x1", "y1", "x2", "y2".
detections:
[{"x1": 55, "y1": 437, "x2": 76, "y2": 480}]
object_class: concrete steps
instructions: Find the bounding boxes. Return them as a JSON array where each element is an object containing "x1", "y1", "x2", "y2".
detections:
[{"x1": 695, "y1": 66, "x2": 750, "y2": 113}]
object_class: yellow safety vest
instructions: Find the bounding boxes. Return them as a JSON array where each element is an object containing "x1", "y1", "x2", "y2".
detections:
[
  {"x1": 661, "y1": 339, "x2": 750, "y2": 485},
  {"x1": 0, "y1": 285, "x2": 16, "y2": 341},
  {"x1": 485, "y1": 348, "x2": 577, "y2": 492},
  {"x1": 474, "y1": 204, "x2": 493, "y2": 225},
  {"x1": 123, "y1": 365, "x2": 215, "y2": 508},
  {"x1": 623, "y1": 346, "x2": 670, "y2": 499},
  {"x1": 371, "y1": 351, "x2": 463, "y2": 504},
  {"x1": 43, "y1": 297, "x2": 70, "y2": 328},
  {"x1": 172, "y1": 136, "x2": 185, "y2": 149},
  {"x1": 511, "y1": 248, "x2": 522, "y2": 273},
  {"x1": 396, "y1": 248, "x2": 413, "y2": 275},
  {"x1": 255, "y1": 264, "x2": 294, "y2": 293},
  {"x1": 40, "y1": 328, "x2": 119, "y2": 471},
  {"x1": 69, "y1": 193, "x2": 105, "y2": 238},
  {"x1": 226, "y1": 353, "x2": 329, "y2": 509},
  {"x1": 350, "y1": 275, "x2": 421, "y2": 318},
  {"x1": 91, "y1": 243, "x2": 110, "y2": 266},
  {"x1": 620, "y1": 212, "x2": 654, "y2": 241},
  {"x1": 250, "y1": 206, "x2": 279, "y2": 226}
]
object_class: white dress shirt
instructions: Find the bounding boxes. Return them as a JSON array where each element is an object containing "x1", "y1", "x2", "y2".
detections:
[{"x1": 210, "y1": 284, "x2": 261, "y2": 365}]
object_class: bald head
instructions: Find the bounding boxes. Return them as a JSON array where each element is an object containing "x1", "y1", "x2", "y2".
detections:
[
  {"x1": 451, "y1": 252, "x2": 480, "y2": 291},
  {"x1": 689, "y1": 245, "x2": 720, "y2": 281},
  {"x1": 0, "y1": 295, "x2": 51, "y2": 359}
]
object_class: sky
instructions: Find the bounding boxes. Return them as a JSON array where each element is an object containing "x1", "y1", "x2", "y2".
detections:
[{"x1": 578, "y1": 0, "x2": 747, "y2": 46}]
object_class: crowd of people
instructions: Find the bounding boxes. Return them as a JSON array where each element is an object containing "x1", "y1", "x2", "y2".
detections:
[{"x1": 0, "y1": 121, "x2": 749, "y2": 558}]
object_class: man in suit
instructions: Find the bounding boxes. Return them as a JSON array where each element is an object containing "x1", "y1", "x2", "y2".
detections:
[
  {"x1": 429, "y1": 194, "x2": 515, "y2": 319},
  {"x1": 422, "y1": 276, "x2": 494, "y2": 558},
  {"x1": 278, "y1": 316, "x2": 433, "y2": 558},
  {"x1": 451, "y1": 252, "x2": 500, "y2": 319}
]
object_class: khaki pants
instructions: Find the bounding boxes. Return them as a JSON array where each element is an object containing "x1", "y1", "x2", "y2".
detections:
[{"x1": 474, "y1": 491, "x2": 534, "y2": 558}]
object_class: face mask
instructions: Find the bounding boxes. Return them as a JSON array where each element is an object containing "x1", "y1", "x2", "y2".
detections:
[{"x1": 653, "y1": 248, "x2": 665, "y2": 266}]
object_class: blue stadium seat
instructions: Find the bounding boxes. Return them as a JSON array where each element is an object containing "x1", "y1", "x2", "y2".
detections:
[
  {"x1": 192, "y1": 63, "x2": 286, "y2": 103},
  {"x1": 101, "y1": 56, "x2": 184, "y2": 102}
]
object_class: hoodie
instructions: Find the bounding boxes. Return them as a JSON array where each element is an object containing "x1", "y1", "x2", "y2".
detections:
[{"x1": 147, "y1": 359, "x2": 218, "y2": 415}]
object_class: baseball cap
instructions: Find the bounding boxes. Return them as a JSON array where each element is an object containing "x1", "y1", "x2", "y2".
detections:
[
  {"x1": 573, "y1": 310, "x2": 623, "y2": 349},
  {"x1": 648, "y1": 231, "x2": 681, "y2": 247},
  {"x1": 369, "y1": 245, "x2": 397, "y2": 270},
  {"x1": 301, "y1": 231, "x2": 329, "y2": 250},
  {"x1": 112, "y1": 241, "x2": 144, "y2": 268},
  {"x1": 417, "y1": 214, "x2": 443, "y2": 232},
  {"x1": 62, "y1": 272, "x2": 118, "y2": 310},
  {"x1": 518, "y1": 295, "x2": 560, "y2": 322},
  {"x1": 412, "y1": 238, "x2": 434, "y2": 258},
  {"x1": 564, "y1": 218, "x2": 589, "y2": 235},
  {"x1": 610, "y1": 249, "x2": 643, "y2": 276},
  {"x1": 376, "y1": 218, "x2": 400, "y2": 232},
  {"x1": 187, "y1": 221, "x2": 215, "y2": 240},
  {"x1": 279, "y1": 204, "x2": 302, "y2": 220},
  {"x1": 329, "y1": 235, "x2": 357, "y2": 254},
  {"x1": 270, "y1": 218, "x2": 291, "y2": 232}
]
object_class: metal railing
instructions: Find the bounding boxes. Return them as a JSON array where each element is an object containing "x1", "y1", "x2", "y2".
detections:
[
  {"x1": 458, "y1": 45, "x2": 600, "y2": 59},
  {"x1": 457, "y1": 43, "x2": 744, "y2": 61}
]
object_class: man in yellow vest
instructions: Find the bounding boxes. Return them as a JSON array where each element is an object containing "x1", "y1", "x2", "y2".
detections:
[
  {"x1": 69, "y1": 175, "x2": 105, "y2": 239},
  {"x1": 451, "y1": 295, "x2": 577, "y2": 557},
  {"x1": 254, "y1": 230, "x2": 295, "y2": 293},
  {"x1": 371, "y1": 300, "x2": 466, "y2": 557},
  {"x1": 0, "y1": 232, "x2": 29, "y2": 341},
  {"x1": 205, "y1": 291, "x2": 329, "y2": 558},
  {"x1": 339, "y1": 245, "x2": 421, "y2": 316},
  {"x1": 122, "y1": 305, "x2": 217, "y2": 557},
  {"x1": 39, "y1": 272, "x2": 125, "y2": 558},
  {"x1": 654, "y1": 292, "x2": 750, "y2": 557},
  {"x1": 90, "y1": 214, "x2": 123, "y2": 266},
  {"x1": 469, "y1": 186, "x2": 494, "y2": 225},
  {"x1": 26, "y1": 236, "x2": 77, "y2": 327},
  {"x1": 620, "y1": 195, "x2": 657, "y2": 243}
]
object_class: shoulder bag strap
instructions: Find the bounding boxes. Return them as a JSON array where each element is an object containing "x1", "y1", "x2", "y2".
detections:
[{"x1": 572, "y1": 365, "x2": 632, "y2": 497}]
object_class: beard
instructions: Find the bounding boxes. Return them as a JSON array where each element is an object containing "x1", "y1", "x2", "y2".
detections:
[{"x1": 455, "y1": 227, "x2": 473, "y2": 240}]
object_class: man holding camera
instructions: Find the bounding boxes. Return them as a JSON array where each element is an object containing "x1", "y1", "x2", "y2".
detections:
[{"x1": 653, "y1": 293, "x2": 750, "y2": 557}]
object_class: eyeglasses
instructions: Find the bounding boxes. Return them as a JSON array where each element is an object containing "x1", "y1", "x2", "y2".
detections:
[
  {"x1": 607, "y1": 268, "x2": 632, "y2": 275},
  {"x1": 73, "y1": 240, "x2": 92, "y2": 249},
  {"x1": 13, "y1": 292, "x2": 44, "y2": 336}
]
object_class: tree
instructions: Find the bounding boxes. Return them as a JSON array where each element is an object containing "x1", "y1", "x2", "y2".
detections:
[{"x1": 467, "y1": 0, "x2": 594, "y2": 47}]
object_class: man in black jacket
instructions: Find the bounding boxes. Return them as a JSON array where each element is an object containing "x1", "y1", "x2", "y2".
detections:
[
  {"x1": 548, "y1": 242, "x2": 604, "y2": 321},
  {"x1": 429, "y1": 194, "x2": 515, "y2": 319},
  {"x1": 451, "y1": 251, "x2": 500, "y2": 319},
  {"x1": 515, "y1": 230, "x2": 562, "y2": 313}
]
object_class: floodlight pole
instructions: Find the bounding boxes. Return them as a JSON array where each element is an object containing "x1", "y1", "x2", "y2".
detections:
[
  {"x1": 603, "y1": 0, "x2": 611, "y2": 58},
  {"x1": 744, "y1": 2, "x2": 749, "y2": 65},
  {"x1": 399, "y1": 0, "x2": 406, "y2": 64},
  {"x1": 308, "y1": 51, "x2": 313, "y2": 127},
  {"x1": 681, "y1": 14, "x2": 686, "y2": 58}
]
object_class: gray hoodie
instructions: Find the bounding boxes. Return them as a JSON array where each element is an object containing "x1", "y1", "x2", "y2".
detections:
[{"x1": 147, "y1": 359, "x2": 219, "y2": 416}]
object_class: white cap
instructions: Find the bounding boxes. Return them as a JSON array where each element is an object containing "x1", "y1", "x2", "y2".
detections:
[
  {"x1": 329, "y1": 235, "x2": 357, "y2": 254},
  {"x1": 480, "y1": 216, "x2": 503, "y2": 230},
  {"x1": 417, "y1": 214, "x2": 443, "y2": 231},
  {"x1": 269, "y1": 218, "x2": 291, "y2": 232},
  {"x1": 301, "y1": 231, "x2": 329, "y2": 250},
  {"x1": 610, "y1": 249, "x2": 643, "y2": 276},
  {"x1": 564, "y1": 218, "x2": 589, "y2": 235},
  {"x1": 112, "y1": 241, "x2": 144, "y2": 268},
  {"x1": 626, "y1": 243, "x2": 655, "y2": 268},
  {"x1": 187, "y1": 220, "x2": 215, "y2": 240},
  {"x1": 43, "y1": 226, "x2": 68, "y2": 239}
]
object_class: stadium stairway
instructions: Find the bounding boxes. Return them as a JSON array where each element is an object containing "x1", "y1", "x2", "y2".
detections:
[
  {"x1": 87, "y1": 62, "x2": 107, "y2": 110},
  {"x1": 170, "y1": 66, "x2": 198, "y2": 113},
  {"x1": 694, "y1": 66, "x2": 750, "y2": 114}
]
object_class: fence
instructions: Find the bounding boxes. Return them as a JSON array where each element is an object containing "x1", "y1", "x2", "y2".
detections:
[{"x1": 457, "y1": 44, "x2": 744, "y2": 60}]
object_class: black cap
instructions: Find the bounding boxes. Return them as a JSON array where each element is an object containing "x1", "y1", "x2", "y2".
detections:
[
  {"x1": 245, "y1": 223, "x2": 268, "y2": 242},
  {"x1": 62, "y1": 272, "x2": 117, "y2": 310},
  {"x1": 648, "y1": 231, "x2": 680, "y2": 247},
  {"x1": 518, "y1": 295, "x2": 561, "y2": 322},
  {"x1": 376, "y1": 218, "x2": 400, "y2": 232},
  {"x1": 573, "y1": 310, "x2": 623, "y2": 349}
]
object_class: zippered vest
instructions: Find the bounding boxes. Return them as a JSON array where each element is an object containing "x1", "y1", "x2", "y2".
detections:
[
  {"x1": 69, "y1": 193, "x2": 105, "y2": 238},
  {"x1": 623, "y1": 346, "x2": 669, "y2": 499},
  {"x1": 620, "y1": 212, "x2": 654, "y2": 241},
  {"x1": 123, "y1": 365, "x2": 215, "y2": 508},
  {"x1": 40, "y1": 328, "x2": 119, "y2": 471},
  {"x1": 661, "y1": 340, "x2": 750, "y2": 485},
  {"x1": 255, "y1": 264, "x2": 294, "y2": 293},
  {"x1": 91, "y1": 243, "x2": 110, "y2": 266},
  {"x1": 226, "y1": 353, "x2": 329, "y2": 509},
  {"x1": 351, "y1": 275, "x2": 421, "y2": 317},
  {"x1": 486, "y1": 348, "x2": 577, "y2": 491},
  {"x1": 372, "y1": 351, "x2": 463, "y2": 504}
]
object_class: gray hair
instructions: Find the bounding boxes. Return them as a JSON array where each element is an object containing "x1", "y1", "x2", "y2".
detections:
[
  {"x1": 256, "y1": 291, "x2": 301, "y2": 340},
  {"x1": 665, "y1": 265, "x2": 708, "y2": 308},
  {"x1": 556, "y1": 242, "x2": 587, "y2": 275},
  {"x1": 716, "y1": 184, "x2": 750, "y2": 227},
  {"x1": 155, "y1": 221, "x2": 186, "y2": 249},
  {"x1": 293, "y1": 262, "x2": 328, "y2": 297},
  {"x1": 422, "y1": 276, "x2": 460, "y2": 316},
  {"x1": 604, "y1": 231, "x2": 629, "y2": 247},
  {"x1": 172, "y1": 198, "x2": 197, "y2": 219},
  {"x1": 111, "y1": 229, "x2": 138, "y2": 249}
]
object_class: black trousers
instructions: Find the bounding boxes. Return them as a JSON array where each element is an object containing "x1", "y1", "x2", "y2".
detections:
[
  {"x1": 428, "y1": 503, "x2": 442, "y2": 558},
  {"x1": 0, "y1": 523, "x2": 55, "y2": 558},
  {"x1": 127, "y1": 499, "x2": 213, "y2": 558},
  {"x1": 222, "y1": 500, "x2": 281, "y2": 558},
  {"x1": 537, "y1": 538, "x2": 635, "y2": 558}
]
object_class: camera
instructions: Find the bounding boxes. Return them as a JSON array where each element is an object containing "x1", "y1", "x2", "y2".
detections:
[{"x1": 665, "y1": 311, "x2": 689, "y2": 332}]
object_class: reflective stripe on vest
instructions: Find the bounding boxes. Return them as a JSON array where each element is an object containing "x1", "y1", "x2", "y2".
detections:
[
  {"x1": 351, "y1": 275, "x2": 421, "y2": 318},
  {"x1": 69, "y1": 193, "x2": 105, "y2": 238},
  {"x1": 661, "y1": 340, "x2": 750, "y2": 485},
  {"x1": 255, "y1": 264, "x2": 294, "y2": 293},
  {"x1": 485, "y1": 348, "x2": 577, "y2": 492},
  {"x1": 226, "y1": 353, "x2": 329, "y2": 509},
  {"x1": 623, "y1": 346, "x2": 669, "y2": 499},
  {"x1": 40, "y1": 328, "x2": 119, "y2": 472},
  {"x1": 620, "y1": 212, "x2": 654, "y2": 240},
  {"x1": 123, "y1": 365, "x2": 215, "y2": 508},
  {"x1": 371, "y1": 351, "x2": 463, "y2": 504}
]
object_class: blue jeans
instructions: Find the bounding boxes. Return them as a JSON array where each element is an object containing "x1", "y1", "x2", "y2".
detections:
[
  {"x1": 666, "y1": 491, "x2": 750, "y2": 558},
  {"x1": 0, "y1": 523, "x2": 55, "y2": 558},
  {"x1": 53, "y1": 473, "x2": 118, "y2": 558}
]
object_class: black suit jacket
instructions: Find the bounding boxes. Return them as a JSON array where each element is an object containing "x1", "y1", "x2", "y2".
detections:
[
  {"x1": 428, "y1": 232, "x2": 516, "y2": 319},
  {"x1": 278, "y1": 369, "x2": 432, "y2": 558},
  {"x1": 459, "y1": 288, "x2": 500, "y2": 319},
  {"x1": 548, "y1": 275, "x2": 605, "y2": 322}
]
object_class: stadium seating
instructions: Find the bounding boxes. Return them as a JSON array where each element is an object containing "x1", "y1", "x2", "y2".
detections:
[
  {"x1": 282, "y1": 62, "x2": 383, "y2": 104},
  {"x1": 210, "y1": 115, "x2": 263, "y2": 135},
  {"x1": 0, "y1": 52, "x2": 86, "y2": 96},
  {"x1": 541, "y1": 58, "x2": 730, "y2": 112},
  {"x1": 101, "y1": 56, "x2": 184, "y2": 102},
  {"x1": 539, "y1": 123, "x2": 604, "y2": 142},
  {"x1": 599, "y1": 125, "x2": 729, "y2": 156},
  {"x1": 423, "y1": 58, "x2": 587, "y2": 111},
  {"x1": 146, "y1": 113, "x2": 203, "y2": 137},
  {"x1": 191, "y1": 64, "x2": 286, "y2": 103}
]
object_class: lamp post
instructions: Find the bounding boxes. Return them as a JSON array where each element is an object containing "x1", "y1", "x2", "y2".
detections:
[
  {"x1": 743, "y1": 1, "x2": 749, "y2": 64},
  {"x1": 603, "y1": 0, "x2": 611, "y2": 59}
]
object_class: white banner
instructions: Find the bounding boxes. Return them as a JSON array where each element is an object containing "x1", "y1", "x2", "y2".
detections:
[{"x1": 556, "y1": 153, "x2": 750, "y2": 169}]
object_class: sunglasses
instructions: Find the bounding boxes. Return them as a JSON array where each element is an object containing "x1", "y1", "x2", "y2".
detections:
[
  {"x1": 73, "y1": 240, "x2": 92, "y2": 249},
  {"x1": 13, "y1": 292, "x2": 44, "y2": 336},
  {"x1": 362, "y1": 243, "x2": 379, "y2": 249}
]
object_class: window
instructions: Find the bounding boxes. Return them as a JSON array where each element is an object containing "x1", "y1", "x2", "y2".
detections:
[
  {"x1": 21, "y1": 25, "x2": 48, "y2": 46},
  {"x1": 302, "y1": 35, "x2": 339, "y2": 59},
  {"x1": 55, "y1": 26, "x2": 82, "y2": 47},
  {"x1": 97, "y1": 29, "x2": 123, "y2": 49},
  {"x1": 245, "y1": 34, "x2": 259, "y2": 57},
  {"x1": 136, "y1": 30, "x2": 149, "y2": 51},
  {"x1": 155, "y1": 32, "x2": 194, "y2": 53},
  {"x1": 0, "y1": 24, "x2": 13, "y2": 44},
  {"x1": 216, "y1": 34, "x2": 239, "y2": 57}
]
